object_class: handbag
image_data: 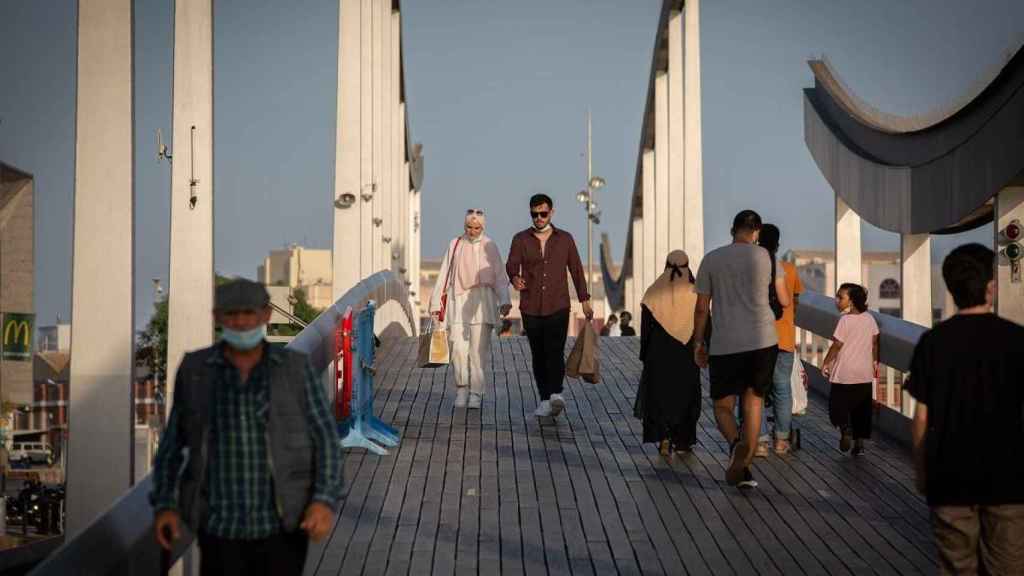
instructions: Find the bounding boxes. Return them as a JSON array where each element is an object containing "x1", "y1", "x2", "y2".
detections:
[{"x1": 417, "y1": 238, "x2": 461, "y2": 368}]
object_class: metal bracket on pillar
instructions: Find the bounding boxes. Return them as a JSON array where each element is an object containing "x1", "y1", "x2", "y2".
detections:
[
  {"x1": 156, "y1": 128, "x2": 172, "y2": 163},
  {"x1": 188, "y1": 125, "x2": 200, "y2": 209},
  {"x1": 361, "y1": 182, "x2": 376, "y2": 202}
]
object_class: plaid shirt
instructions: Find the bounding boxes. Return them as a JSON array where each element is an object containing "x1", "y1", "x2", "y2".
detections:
[{"x1": 151, "y1": 342, "x2": 344, "y2": 539}]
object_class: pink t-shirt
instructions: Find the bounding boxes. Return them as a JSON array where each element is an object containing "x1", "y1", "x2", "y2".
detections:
[{"x1": 831, "y1": 312, "x2": 879, "y2": 384}]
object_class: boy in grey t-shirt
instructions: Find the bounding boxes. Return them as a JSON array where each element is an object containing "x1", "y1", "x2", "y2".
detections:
[{"x1": 693, "y1": 210, "x2": 788, "y2": 487}]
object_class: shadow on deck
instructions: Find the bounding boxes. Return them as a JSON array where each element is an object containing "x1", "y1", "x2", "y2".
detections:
[{"x1": 309, "y1": 336, "x2": 935, "y2": 575}]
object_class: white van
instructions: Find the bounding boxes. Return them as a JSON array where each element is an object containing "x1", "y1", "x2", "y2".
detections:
[{"x1": 9, "y1": 442, "x2": 53, "y2": 466}]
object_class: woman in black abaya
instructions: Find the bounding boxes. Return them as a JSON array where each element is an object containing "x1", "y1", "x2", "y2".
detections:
[{"x1": 633, "y1": 250, "x2": 702, "y2": 457}]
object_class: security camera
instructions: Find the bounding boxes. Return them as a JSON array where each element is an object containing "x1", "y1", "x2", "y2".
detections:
[{"x1": 334, "y1": 192, "x2": 357, "y2": 209}]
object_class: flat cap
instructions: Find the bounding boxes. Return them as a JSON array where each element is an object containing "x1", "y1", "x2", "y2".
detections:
[{"x1": 215, "y1": 279, "x2": 271, "y2": 312}]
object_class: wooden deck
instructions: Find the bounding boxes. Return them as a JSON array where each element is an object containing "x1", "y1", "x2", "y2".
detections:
[{"x1": 309, "y1": 336, "x2": 936, "y2": 575}]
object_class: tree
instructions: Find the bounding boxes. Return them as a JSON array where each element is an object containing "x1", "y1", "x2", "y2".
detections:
[
  {"x1": 137, "y1": 274, "x2": 233, "y2": 381},
  {"x1": 289, "y1": 287, "x2": 321, "y2": 325},
  {"x1": 136, "y1": 296, "x2": 169, "y2": 383}
]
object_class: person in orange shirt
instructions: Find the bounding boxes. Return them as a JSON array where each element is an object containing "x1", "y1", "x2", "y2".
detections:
[{"x1": 758, "y1": 224, "x2": 802, "y2": 454}]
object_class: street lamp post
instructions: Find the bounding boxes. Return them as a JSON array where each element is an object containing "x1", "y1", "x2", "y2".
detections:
[{"x1": 578, "y1": 110, "x2": 605, "y2": 302}]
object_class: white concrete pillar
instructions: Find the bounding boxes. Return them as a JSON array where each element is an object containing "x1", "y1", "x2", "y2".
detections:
[
  {"x1": 996, "y1": 186, "x2": 1024, "y2": 324},
  {"x1": 380, "y1": 3, "x2": 393, "y2": 279},
  {"x1": 359, "y1": 0, "x2": 375, "y2": 277},
  {"x1": 835, "y1": 195, "x2": 862, "y2": 290},
  {"x1": 632, "y1": 215, "x2": 644, "y2": 314},
  {"x1": 642, "y1": 149, "x2": 657, "y2": 295},
  {"x1": 372, "y1": 0, "x2": 385, "y2": 273},
  {"x1": 411, "y1": 187, "x2": 421, "y2": 309},
  {"x1": 654, "y1": 72, "x2": 670, "y2": 274},
  {"x1": 68, "y1": 0, "x2": 134, "y2": 538},
  {"x1": 398, "y1": 102, "x2": 408, "y2": 280},
  {"x1": 392, "y1": 12, "x2": 403, "y2": 281},
  {"x1": 683, "y1": 0, "x2": 705, "y2": 270},
  {"x1": 667, "y1": 10, "x2": 685, "y2": 256},
  {"x1": 900, "y1": 233, "x2": 932, "y2": 327},
  {"x1": 334, "y1": 0, "x2": 363, "y2": 299},
  {"x1": 167, "y1": 0, "x2": 215, "y2": 401}
]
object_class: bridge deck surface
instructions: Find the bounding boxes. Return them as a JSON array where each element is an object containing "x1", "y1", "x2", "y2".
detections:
[{"x1": 310, "y1": 336, "x2": 936, "y2": 575}]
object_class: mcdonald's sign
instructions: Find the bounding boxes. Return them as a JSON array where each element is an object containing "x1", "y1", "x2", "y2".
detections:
[{"x1": 1, "y1": 313, "x2": 34, "y2": 361}]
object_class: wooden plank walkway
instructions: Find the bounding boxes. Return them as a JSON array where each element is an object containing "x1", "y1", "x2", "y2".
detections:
[{"x1": 309, "y1": 336, "x2": 936, "y2": 575}]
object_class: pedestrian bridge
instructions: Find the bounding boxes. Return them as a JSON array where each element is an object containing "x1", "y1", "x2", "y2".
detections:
[{"x1": 302, "y1": 335, "x2": 935, "y2": 576}]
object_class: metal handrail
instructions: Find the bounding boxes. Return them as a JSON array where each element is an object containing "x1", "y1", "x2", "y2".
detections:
[
  {"x1": 794, "y1": 290, "x2": 929, "y2": 446},
  {"x1": 28, "y1": 271, "x2": 415, "y2": 575},
  {"x1": 795, "y1": 291, "x2": 927, "y2": 373}
]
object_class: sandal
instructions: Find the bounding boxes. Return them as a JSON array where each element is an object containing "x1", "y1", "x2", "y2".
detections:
[{"x1": 659, "y1": 440, "x2": 671, "y2": 458}]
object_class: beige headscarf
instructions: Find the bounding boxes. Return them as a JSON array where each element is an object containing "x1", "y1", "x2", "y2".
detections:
[{"x1": 641, "y1": 250, "x2": 697, "y2": 344}]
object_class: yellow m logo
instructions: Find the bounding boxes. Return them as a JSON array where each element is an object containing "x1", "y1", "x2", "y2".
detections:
[{"x1": 3, "y1": 320, "x2": 30, "y2": 347}]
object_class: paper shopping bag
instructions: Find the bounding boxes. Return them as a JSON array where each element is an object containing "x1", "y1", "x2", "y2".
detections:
[
  {"x1": 566, "y1": 322, "x2": 600, "y2": 383},
  {"x1": 417, "y1": 327, "x2": 450, "y2": 368}
]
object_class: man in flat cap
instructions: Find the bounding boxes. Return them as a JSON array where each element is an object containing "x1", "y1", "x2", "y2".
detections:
[{"x1": 150, "y1": 278, "x2": 344, "y2": 576}]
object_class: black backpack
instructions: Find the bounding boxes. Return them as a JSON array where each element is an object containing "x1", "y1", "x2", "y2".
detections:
[{"x1": 768, "y1": 257, "x2": 784, "y2": 320}]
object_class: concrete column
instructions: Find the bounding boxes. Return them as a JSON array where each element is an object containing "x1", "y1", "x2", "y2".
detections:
[
  {"x1": 359, "y1": 0, "x2": 375, "y2": 277},
  {"x1": 834, "y1": 195, "x2": 862, "y2": 290},
  {"x1": 392, "y1": 12, "x2": 402, "y2": 280},
  {"x1": 667, "y1": 10, "x2": 685, "y2": 255},
  {"x1": 642, "y1": 149, "x2": 657, "y2": 294},
  {"x1": 411, "y1": 187, "x2": 421, "y2": 309},
  {"x1": 900, "y1": 233, "x2": 932, "y2": 327},
  {"x1": 167, "y1": 0, "x2": 215, "y2": 402},
  {"x1": 397, "y1": 102, "x2": 408, "y2": 279},
  {"x1": 654, "y1": 72, "x2": 670, "y2": 274},
  {"x1": 632, "y1": 215, "x2": 644, "y2": 314},
  {"x1": 683, "y1": 0, "x2": 705, "y2": 270},
  {"x1": 372, "y1": 0, "x2": 385, "y2": 272},
  {"x1": 67, "y1": 0, "x2": 134, "y2": 538},
  {"x1": 380, "y1": 3, "x2": 393, "y2": 279},
  {"x1": 996, "y1": 186, "x2": 1024, "y2": 324},
  {"x1": 334, "y1": 0, "x2": 363, "y2": 299}
]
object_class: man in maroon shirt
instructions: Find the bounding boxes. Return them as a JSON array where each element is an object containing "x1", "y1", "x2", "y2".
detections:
[{"x1": 507, "y1": 194, "x2": 593, "y2": 418}]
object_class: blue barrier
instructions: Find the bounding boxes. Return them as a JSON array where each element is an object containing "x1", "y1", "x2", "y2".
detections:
[{"x1": 338, "y1": 301, "x2": 402, "y2": 455}]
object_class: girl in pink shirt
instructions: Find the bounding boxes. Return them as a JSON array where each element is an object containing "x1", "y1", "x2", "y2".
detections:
[{"x1": 822, "y1": 283, "x2": 879, "y2": 455}]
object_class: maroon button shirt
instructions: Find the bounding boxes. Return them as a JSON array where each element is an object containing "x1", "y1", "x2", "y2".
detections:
[{"x1": 506, "y1": 226, "x2": 591, "y2": 317}]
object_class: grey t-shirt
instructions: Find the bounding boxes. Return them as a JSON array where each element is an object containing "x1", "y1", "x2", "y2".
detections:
[{"x1": 694, "y1": 243, "x2": 778, "y2": 355}]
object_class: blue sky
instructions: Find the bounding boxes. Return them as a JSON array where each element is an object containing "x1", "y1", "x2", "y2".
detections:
[{"x1": 1, "y1": 0, "x2": 1022, "y2": 330}]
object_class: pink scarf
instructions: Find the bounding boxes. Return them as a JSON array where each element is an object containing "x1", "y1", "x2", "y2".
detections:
[{"x1": 454, "y1": 235, "x2": 500, "y2": 295}]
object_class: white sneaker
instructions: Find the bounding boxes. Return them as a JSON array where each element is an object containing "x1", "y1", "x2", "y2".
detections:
[
  {"x1": 468, "y1": 393, "x2": 482, "y2": 409},
  {"x1": 549, "y1": 394, "x2": 566, "y2": 417},
  {"x1": 455, "y1": 388, "x2": 469, "y2": 408},
  {"x1": 534, "y1": 400, "x2": 552, "y2": 417}
]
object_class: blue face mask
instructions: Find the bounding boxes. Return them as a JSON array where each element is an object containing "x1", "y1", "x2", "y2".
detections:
[{"x1": 221, "y1": 325, "x2": 266, "y2": 350}]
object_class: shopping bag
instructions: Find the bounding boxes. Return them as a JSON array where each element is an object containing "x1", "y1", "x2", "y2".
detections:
[
  {"x1": 791, "y1": 357, "x2": 808, "y2": 415},
  {"x1": 417, "y1": 325, "x2": 450, "y2": 368},
  {"x1": 566, "y1": 322, "x2": 600, "y2": 383}
]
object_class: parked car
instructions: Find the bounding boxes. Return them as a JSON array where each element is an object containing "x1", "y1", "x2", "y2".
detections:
[{"x1": 9, "y1": 442, "x2": 54, "y2": 467}]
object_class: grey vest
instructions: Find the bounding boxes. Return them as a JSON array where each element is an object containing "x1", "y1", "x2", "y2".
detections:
[{"x1": 175, "y1": 345, "x2": 316, "y2": 533}]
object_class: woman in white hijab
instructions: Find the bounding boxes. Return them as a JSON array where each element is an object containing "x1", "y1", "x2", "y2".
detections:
[
  {"x1": 633, "y1": 250, "x2": 702, "y2": 457},
  {"x1": 429, "y1": 209, "x2": 512, "y2": 409}
]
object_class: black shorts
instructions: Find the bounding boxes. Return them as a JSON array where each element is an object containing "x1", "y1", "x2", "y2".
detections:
[{"x1": 709, "y1": 346, "x2": 778, "y2": 400}]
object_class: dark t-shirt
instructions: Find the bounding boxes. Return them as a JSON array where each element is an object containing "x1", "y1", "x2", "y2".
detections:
[{"x1": 906, "y1": 314, "x2": 1024, "y2": 506}]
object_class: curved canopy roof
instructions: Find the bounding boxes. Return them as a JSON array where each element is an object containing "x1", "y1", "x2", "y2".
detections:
[{"x1": 804, "y1": 43, "x2": 1024, "y2": 234}]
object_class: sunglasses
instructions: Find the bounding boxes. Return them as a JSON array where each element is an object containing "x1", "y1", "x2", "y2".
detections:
[
  {"x1": 530, "y1": 211, "x2": 550, "y2": 219},
  {"x1": 466, "y1": 209, "x2": 484, "y2": 215}
]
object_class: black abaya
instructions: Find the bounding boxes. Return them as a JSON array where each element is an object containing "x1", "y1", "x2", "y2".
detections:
[{"x1": 633, "y1": 306, "x2": 702, "y2": 449}]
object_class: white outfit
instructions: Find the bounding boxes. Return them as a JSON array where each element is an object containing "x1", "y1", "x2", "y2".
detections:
[{"x1": 429, "y1": 235, "x2": 511, "y2": 395}]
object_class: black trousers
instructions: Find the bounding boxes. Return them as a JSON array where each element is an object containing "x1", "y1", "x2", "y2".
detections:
[
  {"x1": 198, "y1": 531, "x2": 308, "y2": 576},
  {"x1": 522, "y1": 308, "x2": 571, "y2": 401},
  {"x1": 829, "y1": 382, "x2": 873, "y2": 440}
]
